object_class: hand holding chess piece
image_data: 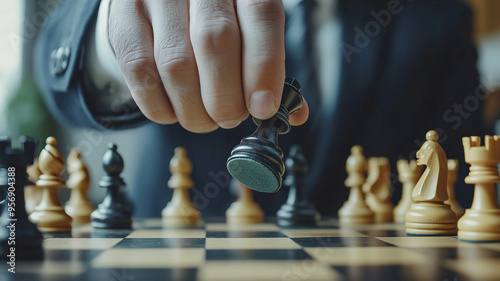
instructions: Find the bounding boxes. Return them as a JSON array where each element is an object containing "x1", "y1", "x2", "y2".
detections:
[
  {"x1": 227, "y1": 77, "x2": 303, "y2": 193},
  {"x1": 405, "y1": 130, "x2": 457, "y2": 236},
  {"x1": 458, "y1": 136, "x2": 500, "y2": 242},
  {"x1": 65, "y1": 149, "x2": 94, "y2": 223},
  {"x1": 363, "y1": 157, "x2": 393, "y2": 223},
  {"x1": 338, "y1": 146, "x2": 374, "y2": 224},
  {"x1": 226, "y1": 179, "x2": 263, "y2": 224},
  {"x1": 394, "y1": 159, "x2": 422, "y2": 223},
  {"x1": 162, "y1": 147, "x2": 201, "y2": 226},
  {"x1": 29, "y1": 137, "x2": 72, "y2": 232}
]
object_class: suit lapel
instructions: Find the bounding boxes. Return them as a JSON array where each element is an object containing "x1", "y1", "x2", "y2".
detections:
[{"x1": 306, "y1": 0, "x2": 392, "y2": 189}]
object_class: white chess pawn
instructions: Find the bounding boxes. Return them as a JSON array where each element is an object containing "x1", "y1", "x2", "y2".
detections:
[
  {"x1": 226, "y1": 180, "x2": 263, "y2": 224},
  {"x1": 29, "y1": 137, "x2": 72, "y2": 232},
  {"x1": 338, "y1": 146, "x2": 374, "y2": 224},
  {"x1": 162, "y1": 147, "x2": 201, "y2": 226},
  {"x1": 445, "y1": 159, "x2": 464, "y2": 218},
  {"x1": 394, "y1": 159, "x2": 422, "y2": 223},
  {"x1": 65, "y1": 149, "x2": 94, "y2": 223},
  {"x1": 363, "y1": 157, "x2": 393, "y2": 223}
]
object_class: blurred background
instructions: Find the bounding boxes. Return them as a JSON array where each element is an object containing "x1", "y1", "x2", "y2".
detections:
[{"x1": 1, "y1": 0, "x2": 499, "y2": 208}]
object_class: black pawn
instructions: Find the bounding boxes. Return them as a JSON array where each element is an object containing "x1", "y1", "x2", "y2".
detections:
[
  {"x1": 227, "y1": 77, "x2": 303, "y2": 193},
  {"x1": 91, "y1": 143, "x2": 132, "y2": 229},
  {"x1": 276, "y1": 145, "x2": 318, "y2": 227},
  {"x1": 0, "y1": 136, "x2": 43, "y2": 260}
]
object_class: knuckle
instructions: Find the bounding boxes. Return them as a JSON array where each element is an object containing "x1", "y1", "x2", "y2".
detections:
[
  {"x1": 155, "y1": 48, "x2": 197, "y2": 76},
  {"x1": 192, "y1": 20, "x2": 239, "y2": 52},
  {"x1": 143, "y1": 109, "x2": 177, "y2": 125},
  {"x1": 205, "y1": 99, "x2": 247, "y2": 124},
  {"x1": 180, "y1": 119, "x2": 219, "y2": 133},
  {"x1": 240, "y1": 0, "x2": 284, "y2": 22},
  {"x1": 116, "y1": 47, "x2": 154, "y2": 74}
]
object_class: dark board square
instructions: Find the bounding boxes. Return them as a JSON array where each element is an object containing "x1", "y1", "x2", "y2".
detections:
[
  {"x1": 76, "y1": 268, "x2": 198, "y2": 281},
  {"x1": 358, "y1": 230, "x2": 409, "y2": 237},
  {"x1": 406, "y1": 247, "x2": 500, "y2": 260},
  {"x1": 206, "y1": 231, "x2": 287, "y2": 238},
  {"x1": 206, "y1": 249, "x2": 312, "y2": 260},
  {"x1": 332, "y1": 265, "x2": 470, "y2": 281},
  {"x1": 291, "y1": 237, "x2": 393, "y2": 247},
  {"x1": 113, "y1": 238, "x2": 205, "y2": 248},
  {"x1": 44, "y1": 249, "x2": 104, "y2": 261},
  {"x1": 42, "y1": 232, "x2": 73, "y2": 238}
]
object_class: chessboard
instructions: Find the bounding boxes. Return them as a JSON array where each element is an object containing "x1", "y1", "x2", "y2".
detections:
[{"x1": 1, "y1": 218, "x2": 500, "y2": 281}]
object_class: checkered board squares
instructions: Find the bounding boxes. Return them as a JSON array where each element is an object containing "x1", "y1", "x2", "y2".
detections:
[{"x1": 2, "y1": 219, "x2": 500, "y2": 281}]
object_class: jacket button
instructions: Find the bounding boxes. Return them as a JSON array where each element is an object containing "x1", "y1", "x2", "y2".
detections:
[{"x1": 50, "y1": 46, "x2": 71, "y2": 76}]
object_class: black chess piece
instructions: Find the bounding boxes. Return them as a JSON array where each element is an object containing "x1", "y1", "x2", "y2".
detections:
[
  {"x1": 91, "y1": 143, "x2": 132, "y2": 229},
  {"x1": 276, "y1": 145, "x2": 318, "y2": 227},
  {"x1": 0, "y1": 136, "x2": 43, "y2": 260},
  {"x1": 0, "y1": 137, "x2": 10, "y2": 214},
  {"x1": 227, "y1": 77, "x2": 303, "y2": 193}
]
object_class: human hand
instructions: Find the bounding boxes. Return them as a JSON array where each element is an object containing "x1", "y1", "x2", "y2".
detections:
[{"x1": 108, "y1": 0, "x2": 309, "y2": 133}]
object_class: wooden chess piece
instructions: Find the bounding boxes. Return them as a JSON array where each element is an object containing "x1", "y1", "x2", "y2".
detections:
[
  {"x1": 394, "y1": 159, "x2": 422, "y2": 223},
  {"x1": 227, "y1": 77, "x2": 303, "y2": 193},
  {"x1": 363, "y1": 157, "x2": 393, "y2": 223},
  {"x1": 405, "y1": 130, "x2": 457, "y2": 236},
  {"x1": 445, "y1": 159, "x2": 464, "y2": 218},
  {"x1": 162, "y1": 147, "x2": 201, "y2": 226},
  {"x1": 338, "y1": 146, "x2": 374, "y2": 224},
  {"x1": 276, "y1": 145, "x2": 319, "y2": 226},
  {"x1": 226, "y1": 180, "x2": 264, "y2": 224},
  {"x1": 458, "y1": 136, "x2": 500, "y2": 242},
  {"x1": 65, "y1": 149, "x2": 94, "y2": 223},
  {"x1": 29, "y1": 137, "x2": 72, "y2": 232},
  {"x1": 25, "y1": 158, "x2": 42, "y2": 215},
  {"x1": 0, "y1": 136, "x2": 43, "y2": 260},
  {"x1": 91, "y1": 143, "x2": 132, "y2": 229}
]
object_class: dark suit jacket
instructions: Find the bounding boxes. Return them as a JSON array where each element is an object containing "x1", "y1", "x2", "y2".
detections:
[{"x1": 34, "y1": 0, "x2": 487, "y2": 217}]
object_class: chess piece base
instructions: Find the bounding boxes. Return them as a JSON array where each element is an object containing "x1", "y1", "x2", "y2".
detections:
[
  {"x1": 394, "y1": 202, "x2": 412, "y2": 223},
  {"x1": 65, "y1": 200, "x2": 94, "y2": 224},
  {"x1": 162, "y1": 203, "x2": 201, "y2": 226},
  {"x1": 373, "y1": 209, "x2": 393, "y2": 223},
  {"x1": 458, "y1": 209, "x2": 500, "y2": 242},
  {"x1": 405, "y1": 202, "x2": 457, "y2": 235},
  {"x1": 226, "y1": 201, "x2": 263, "y2": 224},
  {"x1": 29, "y1": 207, "x2": 72, "y2": 232},
  {"x1": 277, "y1": 203, "x2": 318, "y2": 226},
  {"x1": 90, "y1": 205, "x2": 132, "y2": 229},
  {"x1": 448, "y1": 201, "x2": 465, "y2": 219},
  {"x1": 338, "y1": 187, "x2": 374, "y2": 224}
]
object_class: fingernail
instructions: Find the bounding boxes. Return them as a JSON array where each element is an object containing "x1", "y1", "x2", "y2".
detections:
[
  {"x1": 249, "y1": 90, "x2": 276, "y2": 119},
  {"x1": 219, "y1": 119, "x2": 243, "y2": 129}
]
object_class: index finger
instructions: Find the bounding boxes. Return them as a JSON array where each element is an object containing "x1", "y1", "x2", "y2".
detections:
[{"x1": 236, "y1": 0, "x2": 286, "y2": 120}]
